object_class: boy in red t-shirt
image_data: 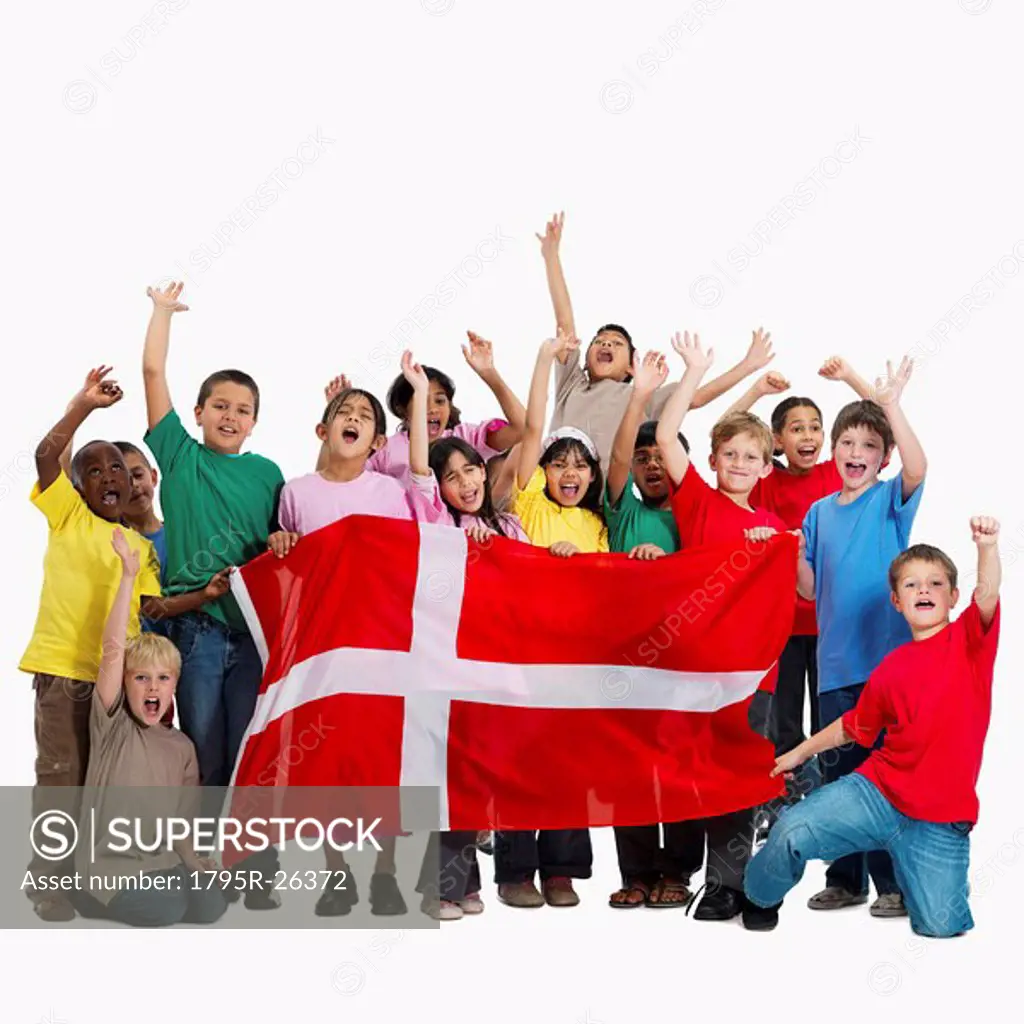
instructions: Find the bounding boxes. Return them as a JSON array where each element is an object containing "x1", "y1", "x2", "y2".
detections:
[
  {"x1": 655, "y1": 331, "x2": 791, "y2": 932},
  {"x1": 744, "y1": 517, "x2": 1001, "y2": 937}
]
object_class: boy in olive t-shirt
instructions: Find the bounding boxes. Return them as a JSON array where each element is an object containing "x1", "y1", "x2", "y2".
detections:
[{"x1": 141, "y1": 282, "x2": 283, "y2": 908}]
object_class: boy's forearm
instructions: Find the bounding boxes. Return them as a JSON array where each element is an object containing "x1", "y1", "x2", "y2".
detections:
[
  {"x1": 608, "y1": 392, "x2": 647, "y2": 502},
  {"x1": 690, "y1": 356, "x2": 755, "y2": 409},
  {"x1": 97, "y1": 573, "x2": 134, "y2": 710},
  {"x1": 976, "y1": 541, "x2": 1001, "y2": 619},
  {"x1": 36, "y1": 398, "x2": 93, "y2": 490},
  {"x1": 723, "y1": 381, "x2": 762, "y2": 418},
  {"x1": 655, "y1": 367, "x2": 705, "y2": 444},
  {"x1": 480, "y1": 369, "x2": 526, "y2": 432},
  {"x1": 797, "y1": 556, "x2": 815, "y2": 600},
  {"x1": 843, "y1": 366, "x2": 872, "y2": 400},
  {"x1": 407, "y1": 389, "x2": 429, "y2": 477},
  {"x1": 141, "y1": 588, "x2": 212, "y2": 622},
  {"x1": 543, "y1": 253, "x2": 575, "y2": 361},
  {"x1": 517, "y1": 350, "x2": 554, "y2": 487},
  {"x1": 142, "y1": 309, "x2": 174, "y2": 428},
  {"x1": 886, "y1": 402, "x2": 927, "y2": 491},
  {"x1": 800, "y1": 717, "x2": 848, "y2": 760}
]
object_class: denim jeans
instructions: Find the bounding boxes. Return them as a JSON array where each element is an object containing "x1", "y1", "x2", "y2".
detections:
[
  {"x1": 818, "y1": 683, "x2": 899, "y2": 896},
  {"x1": 76, "y1": 866, "x2": 227, "y2": 927},
  {"x1": 165, "y1": 611, "x2": 262, "y2": 791},
  {"x1": 744, "y1": 773, "x2": 973, "y2": 937}
]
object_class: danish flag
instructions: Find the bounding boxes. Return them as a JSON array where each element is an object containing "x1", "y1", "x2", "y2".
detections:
[{"x1": 229, "y1": 516, "x2": 793, "y2": 830}]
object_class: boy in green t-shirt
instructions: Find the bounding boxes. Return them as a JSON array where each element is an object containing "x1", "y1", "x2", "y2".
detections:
[
  {"x1": 603, "y1": 351, "x2": 702, "y2": 909},
  {"x1": 141, "y1": 281, "x2": 284, "y2": 909}
]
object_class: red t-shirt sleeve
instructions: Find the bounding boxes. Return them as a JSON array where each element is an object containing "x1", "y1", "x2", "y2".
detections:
[
  {"x1": 841, "y1": 670, "x2": 893, "y2": 748},
  {"x1": 669, "y1": 463, "x2": 712, "y2": 546},
  {"x1": 961, "y1": 597, "x2": 1000, "y2": 689}
]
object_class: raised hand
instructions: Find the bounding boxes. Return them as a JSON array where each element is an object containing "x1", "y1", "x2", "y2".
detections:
[
  {"x1": 111, "y1": 528, "x2": 140, "y2": 576},
  {"x1": 670, "y1": 331, "x2": 714, "y2": 373},
  {"x1": 755, "y1": 371, "x2": 790, "y2": 396},
  {"x1": 873, "y1": 356, "x2": 913, "y2": 407},
  {"x1": 462, "y1": 331, "x2": 495, "y2": 376},
  {"x1": 202, "y1": 568, "x2": 232, "y2": 602},
  {"x1": 78, "y1": 365, "x2": 123, "y2": 409},
  {"x1": 743, "y1": 327, "x2": 774, "y2": 370},
  {"x1": 324, "y1": 374, "x2": 352, "y2": 402},
  {"x1": 146, "y1": 281, "x2": 189, "y2": 314},
  {"x1": 631, "y1": 351, "x2": 669, "y2": 397},
  {"x1": 535, "y1": 211, "x2": 565, "y2": 260},
  {"x1": 541, "y1": 328, "x2": 579, "y2": 362},
  {"x1": 401, "y1": 350, "x2": 429, "y2": 393},
  {"x1": 970, "y1": 516, "x2": 1000, "y2": 547},
  {"x1": 818, "y1": 355, "x2": 850, "y2": 383}
]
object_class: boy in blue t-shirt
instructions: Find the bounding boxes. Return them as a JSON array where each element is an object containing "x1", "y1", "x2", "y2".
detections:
[
  {"x1": 603, "y1": 352, "x2": 701, "y2": 908},
  {"x1": 797, "y1": 356, "x2": 926, "y2": 918}
]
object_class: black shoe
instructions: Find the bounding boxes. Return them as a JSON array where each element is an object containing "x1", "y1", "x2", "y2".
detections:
[
  {"x1": 692, "y1": 886, "x2": 743, "y2": 921},
  {"x1": 370, "y1": 872, "x2": 408, "y2": 916},
  {"x1": 244, "y1": 887, "x2": 282, "y2": 911},
  {"x1": 741, "y1": 894, "x2": 780, "y2": 931},
  {"x1": 315, "y1": 874, "x2": 359, "y2": 918}
]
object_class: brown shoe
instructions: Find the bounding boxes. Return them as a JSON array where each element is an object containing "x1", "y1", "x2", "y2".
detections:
[
  {"x1": 497, "y1": 881, "x2": 545, "y2": 908},
  {"x1": 807, "y1": 886, "x2": 868, "y2": 911},
  {"x1": 33, "y1": 897, "x2": 76, "y2": 923},
  {"x1": 543, "y1": 876, "x2": 580, "y2": 907}
]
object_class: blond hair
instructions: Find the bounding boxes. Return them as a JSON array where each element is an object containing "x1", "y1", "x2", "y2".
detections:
[
  {"x1": 710, "y1": 411, "x2": 774, "y2": 463},
  {"x1": 124, "y1": 633, "x2": 181, "y2": 677}
]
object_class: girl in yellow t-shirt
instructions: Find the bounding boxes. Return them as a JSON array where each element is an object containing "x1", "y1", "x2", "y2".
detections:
[{"x1": 487, "y1": 332, "x2": 605, "y2": 910}]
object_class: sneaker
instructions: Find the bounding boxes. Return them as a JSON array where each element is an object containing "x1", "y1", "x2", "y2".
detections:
[
  {"x1": 807, "y1": 886, "x2": 868, "y2": 911},
  {"x1": 497, "y1": 881, "x2": 546, "y2": 908},
  {"x1": 421, "y1": 897, "x2": 463, "y2": 921},
  {"x1": 458, "y1": 891, "x2": 485, "y2": 915},
  {"x1": 543, "y1": 876, "x2": 580, "y2": 907},
  {"x1": 870, "y1": 892, "x2": 908, "y2": 918}
]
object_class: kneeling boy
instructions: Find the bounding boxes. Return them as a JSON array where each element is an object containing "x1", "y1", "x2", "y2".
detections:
[{"x1": 744, "y1": 517, "x2": 1001, "y2": 937}]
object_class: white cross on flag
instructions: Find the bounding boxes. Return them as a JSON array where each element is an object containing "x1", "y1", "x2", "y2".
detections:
[{"x1": 230, "y1": 516, "x2": 794, "y2": 830}]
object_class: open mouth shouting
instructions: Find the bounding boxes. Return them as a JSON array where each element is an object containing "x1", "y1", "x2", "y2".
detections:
[
  {"x1": 100, "y1": 487, "x2": 122, "y2": 508},
  {"x1": 459, "y1": 485, "x2": 482, "y2": 510},
  {"x1": 594, "y1": 349, "x2": 614, "y2": 365},
  {"x1": 557, "y1": 479, "x2": 581, "y2": 502},
  {"x1": 427, "y1": 415, "x2": 444, "y2": 438},
  {"x1": 141, "y1": 696, "x2": 163, "y2": 723},
  {"x1": 914, "y1": 597, "x2": 936, "y2": 611},
  {"x1": 341, "y1": 424, "x2": 361, "y2": 444},
  {"x1": 796, "y1": 443, "x2": 819, "y2": 460},
  {"x1": 843, "y1": 460, "x2": 869, "y2": 481}
]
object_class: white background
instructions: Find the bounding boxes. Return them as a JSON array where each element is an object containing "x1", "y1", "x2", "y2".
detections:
[{"x1": 2, "y1": 0, "x2": 1023, "y2": 1020}]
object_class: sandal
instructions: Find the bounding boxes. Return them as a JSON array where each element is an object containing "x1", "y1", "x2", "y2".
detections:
[
  {"x1": 608, "y1": 881, "x2": 650, "y2": 909},
  {"x1": 646, "y1": 878, "x2": 691, "y2": 908}
]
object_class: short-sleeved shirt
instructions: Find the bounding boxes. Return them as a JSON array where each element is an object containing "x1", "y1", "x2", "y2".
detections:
[
  {"x1": 803, "y1": 474, "x2": 923, "y2": 694},
  {"x1": 277, "y1": 470, "x2": 439, "y2": 535},
  {"x1": 511, "y1": 468, "x2": 608, "y2": 552},
  {"x1": 669, "y1": 463, "x2": 786, "y2": 548},
  {"x1": 604, "y1": 473, "x2": 680, "y2": 554},
  {"x1": 550, "y1": 352, "x2": 677, "y2": 476},
  {"x1": 368, "y1": 419, "x2": 507, "y2": 480},
  {"x1": 409, "y1": 472, "x2": 529, "y2": 542},
  {"x1": 144, "y1": 410, "x2": 284, "y2": 631},
  {"x1": 751, "y1": 460, "x2": 843, "y2": 635},
  {"x1": 144, "y1": 525, "x2": 168, "y2": 586},
  {"x1": 20, "y1": 473, "x2": 161, "y2": 683},
  {"x1": 79, "y1": 689, "x2": 199, "y2": 904},
  {"x1": 843, "y1": 600, "x2": 999, "y2": 824}
]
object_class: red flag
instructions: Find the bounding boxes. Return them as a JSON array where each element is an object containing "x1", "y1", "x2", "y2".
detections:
[{"x1": 230, "y1": 516, "x2": 794, "y2": 830}]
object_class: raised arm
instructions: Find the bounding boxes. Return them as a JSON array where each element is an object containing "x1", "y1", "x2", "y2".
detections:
[
  {"x1": 689, "y1": 327, "x2": 773, "y2": 409},
  {"x1": 723, "y1": 371, "x2": 791, "y2": 417},
  {"x1": 142, "y1": 282, "x2": 189, "y2": 430},
  {"x1": 516, "y1": 331, "x2": 576, "y2": 490},
  {"x1": 401, "y1": 350, "x2": 431, "y2": 477},
  {"x1": 971, "y1": 516, "x2": 1001, "y2": 627},
  {"x1": 536, "y1": 212, "x2": 576, "y2": 360},
  {"x1": 462, "y1": 332, "x2": 526, "y2": 450},
  {"x1": 874, "y1": 356, "x2": 927, "y2": 499},
  {"x1": 818, "y1": 355, "x2": 872, "y2": 399},
  {"x1": 36, "y1": 369, "x2": 123, "y2": 492},
  {"x1": 656, "y1": 333, "x2": 714, "y2": 486},
  {"x1": 98, "y1": 530, "x2": 139, "y2": 711},
  {"x1": 609, "y1": 351, "x2": 668, "y2": 504}
]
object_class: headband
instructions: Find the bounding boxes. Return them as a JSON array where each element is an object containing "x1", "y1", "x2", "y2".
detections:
[{"x1": 541, "y1": 426, "x2": 598, "y2": 461}]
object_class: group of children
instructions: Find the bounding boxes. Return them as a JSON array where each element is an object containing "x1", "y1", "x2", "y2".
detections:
[{"x1": 20, "y1": 212, "x2": 1000, "y2": 936}]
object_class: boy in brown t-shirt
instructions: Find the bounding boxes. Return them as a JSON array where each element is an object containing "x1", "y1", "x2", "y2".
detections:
[{"x1": 73, "y1": 530, "x2": 227, "y2": 927}]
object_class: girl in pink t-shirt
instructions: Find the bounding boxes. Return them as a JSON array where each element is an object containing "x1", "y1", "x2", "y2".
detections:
[{"x1": 322, "y1": 332, "x2": 525, "y2": 480}]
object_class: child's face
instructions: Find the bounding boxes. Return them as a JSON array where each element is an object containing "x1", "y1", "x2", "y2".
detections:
[
  {"x1": 891, "y1": 559, "x2": 958, "y2": 632},
  {"x1": 319, "y1": 393, "x2": 382, "y2": 460},
  {"x1": 124, "y1": 661, "x2": 178, "y2": 727},
  {"x1": 439, "y1": 451, "x2": 487, "y2": 514},
  {"x1": 122, "y1": 451, "x2": 157, "y2": 521},
  {"x1": 709, "y1": 431, "x2": 772, "y2": 498},
  {"x1": 195, "y1": 382, "x2": 257, "y2": 455},
  {"x1": 776, "y1": 405, "x2": 824, "y2": 472},
  {"x1": 632, "y1": 445, "x2": 670, "y2": 504},
  {"x1": 425, "y1": 382, "x2": 452, "y2": 440},
  {"x1": 76, "y1": 443, "x2": 130, "y2": 522},
  {"x1": 586, "y1": 330, "x2": 631, "y2": 382},
  {"x1": 834, "y1": 425, "x2": 887, "y2": 496},
  {"x1": 544, "y1": 449, "x2": 593, "y2": 507}
]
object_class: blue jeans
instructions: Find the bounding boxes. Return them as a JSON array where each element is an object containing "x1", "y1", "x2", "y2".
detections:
[
  {"x1": 745, "y1": 774, "x2": 973, "y2": 937},
  {"x1": 76, "y1": 867, "x2": 227, "y2": 927},
  {"x1": 818, "y1": 683, "x2": 899, "y2": 896},
  {"x1": 166, "y1": 611, "x2": 262, "y2": 791}
]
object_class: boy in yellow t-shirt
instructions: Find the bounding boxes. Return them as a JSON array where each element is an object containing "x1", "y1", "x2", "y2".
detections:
[{"x1": 20, "y1": 367, "x2": 161, "y2": 922}]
